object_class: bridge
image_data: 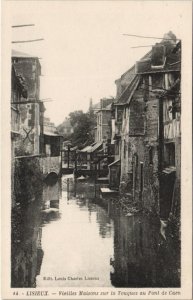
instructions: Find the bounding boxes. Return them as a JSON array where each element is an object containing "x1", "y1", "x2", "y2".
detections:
[{"x1": 40, "y1": 156, "x2": 61, "y2": 178}]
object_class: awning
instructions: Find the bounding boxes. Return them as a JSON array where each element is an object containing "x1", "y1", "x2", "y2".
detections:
[
  {"x1": 80, "y1": 142, "x2": 102, "y2": 153},
  {"x1": 80, "y1": 144, "x2": 94, "y2": 153},
  {"x1": 88, "y1": 142, "x2": 103, "y2": 153}
]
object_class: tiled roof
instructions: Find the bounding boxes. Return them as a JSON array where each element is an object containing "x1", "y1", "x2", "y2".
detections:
[{"x1": 115, "y1": 76, "x2": 140, "y2": 105}]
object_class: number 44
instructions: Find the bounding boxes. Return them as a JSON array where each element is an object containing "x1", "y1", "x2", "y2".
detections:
[{"x1": 13, "y1": 291, "x2": 19, "y2": 296}]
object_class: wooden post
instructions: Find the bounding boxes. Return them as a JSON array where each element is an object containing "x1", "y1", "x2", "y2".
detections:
[
  {"x1": 94, "y1": 162, "x2": 97, "y2": 198},
  {"x1": 67, "y1": 145, "x2": 70, "y2": 169},
  {"x1": 67, "y1": 178, "x2": 69, "y2": 201},
  {"x1": 60, "y1": 150, "x2": 63, "y2": 171},
  {"x1": 74, "y1": 150, "x2": 77, "y2": 178},
  {"x1": 132, "y1": 158, "x2": 135, "y2": 201},
  {"x1": 140, "y1": 162, "x2": 144, "y2": 206}
]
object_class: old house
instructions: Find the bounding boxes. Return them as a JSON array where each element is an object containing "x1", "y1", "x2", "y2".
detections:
[
  {"x1": 95, "y1": 98, "x2": 113, "y2": 143},
  {"x1": 12, "y1": 50, "x2": 45, "y2": 156},
  {"x1": 11, "y1": 65, "x2": 28, "y2": 155},
  {"x1": 116, "y1": 32, "x2": 181, "y2": 219},
  {"x1": 76, "y1": 98, "x2": 114, "y2": 176},
  {"x1": 135, "y1": 32, "x2": 181, "y2": 219},
  {"x1": 43, "y1": 117, "x2": 62, "y2": 157},
  {"x1": 41, "y1": 117, "x2": 63, "y2": 178},
  {"x1": 157, "y1": 42, "x2": 181, "y2": 222},
  {"x1": 109, "y1": 32, "x2": 181, "y2": 220},
  {"x1": 78, "y1": 142, "x2": 103, "y2": 173},
  {"x1": 11, "y1": 50, "x2": 46, "y2": 209},
  {"x1": 109, "y1": 66, "x2": 136, "y2": 190},
  {"x1": 95, "y1": 98, "x2": 114, "y2": 171},
  {"x1": 11, "y1": 65, "x2": 28, "y2": 207}
]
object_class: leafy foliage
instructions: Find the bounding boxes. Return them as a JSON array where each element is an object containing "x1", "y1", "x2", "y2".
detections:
[{"x1": 58, "y1": 110, "x2": 96, "y2": 148}]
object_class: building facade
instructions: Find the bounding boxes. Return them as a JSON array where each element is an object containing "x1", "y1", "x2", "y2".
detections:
[
  {"x1": 110, "y1": 32, "x2": 181, "y2": 221},
  {"x1": 12, "y1": 50, "x2": 45, "y2": 156}
]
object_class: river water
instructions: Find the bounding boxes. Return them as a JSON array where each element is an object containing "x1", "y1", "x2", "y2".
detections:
[{"x1": 11, "y1": 175, "x2": 180, "y2": 288}]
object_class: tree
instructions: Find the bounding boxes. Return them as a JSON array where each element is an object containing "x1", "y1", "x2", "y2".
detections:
[
  {"x1": 57, "y1": 110, "x2": 96, "y2": 148},
  {"x1": 69, "y1": 110, "x2": 95, "y2": 147}
]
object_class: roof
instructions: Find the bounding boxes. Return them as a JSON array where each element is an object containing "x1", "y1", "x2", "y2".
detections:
[
  {"x1": 114, "y1": 51, "x2": 151, "y2": 97},
  {"x1": 114, "y1": 76, "x2": 140, "y2": 106},
  {"x1": 92, "y1": 102, "x2": 101, "y2": 111},
  {"x1": 80, "y1": 142, "x2": 102, "y2": 153},
  {"x1": 135, "y1": 43, "x2": 181, "y2": 74},
  {"x1": 96, "y1": 103, "x2": 112, "y2": 112},
  {"x1": 115, "y1": 65, "x2": 136, "y2": 85},
  {"x1": 104, "y1": 103, "x2": 112, "y2": 110},
  {"x1": 88, "y1": 142, "x2": 102, "y2": 153},
  {"x1": 12, "y1": 49, "x2": 38, "y2": 58},
  {"x1": 93, "y1": 98, "x2": 114, "y2": 112}
]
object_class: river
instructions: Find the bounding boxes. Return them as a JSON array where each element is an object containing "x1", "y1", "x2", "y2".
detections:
[{"x1": 11, "y1": 175, "x2": 180, "y2": 288}]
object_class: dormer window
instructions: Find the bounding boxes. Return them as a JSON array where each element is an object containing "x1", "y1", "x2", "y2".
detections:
[{"x1": 151, "y1": 44, "x2": 166, "y2": 69}]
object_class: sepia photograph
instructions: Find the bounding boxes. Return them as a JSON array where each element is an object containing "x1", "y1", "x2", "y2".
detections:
[{"x1": 1, "y1": 0, "x2": 192, "y2": 299}]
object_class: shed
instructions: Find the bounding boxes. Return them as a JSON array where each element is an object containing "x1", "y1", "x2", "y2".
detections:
[{"x1": 108, "y1": 159, "x2": 121, "y2": 190}]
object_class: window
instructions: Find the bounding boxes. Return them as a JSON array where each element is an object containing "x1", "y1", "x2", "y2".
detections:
[
  {"x1": 117, "y1": 108, "x2": 123, "y2": 123},
  {"x1": 164, "y1": 143, "x2": 175, "y2": 167},
  {"x1": 149, "y1": 147, "x2": 153, "y2": 165},
  {"x1": 151, "y1": 45, "x2": 166, "y2": 69},
  {"x1": 171, "y1": 99, "x2": 176, "y2": 120}
]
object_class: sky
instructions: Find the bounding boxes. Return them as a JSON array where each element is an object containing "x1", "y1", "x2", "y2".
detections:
[{"x1": 6, "y1": 1, "x2": 191, "y2": 125}]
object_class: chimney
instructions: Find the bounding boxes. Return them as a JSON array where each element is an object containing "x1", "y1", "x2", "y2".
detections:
[{"x1": 162, "y1": 31, "x2": 177, "y2": 46}]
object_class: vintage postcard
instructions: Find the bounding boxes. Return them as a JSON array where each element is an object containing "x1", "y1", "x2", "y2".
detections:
[{"x1": 1, "y1": 0, "x2": 192, "y2": 299}]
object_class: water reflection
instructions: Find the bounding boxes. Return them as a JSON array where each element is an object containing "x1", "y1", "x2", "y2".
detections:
[
  {"x1": 11, "y1": 198, "x2": 43, "y2": 287},
  {"x1": 11, "y1": 178, "x2": 61, "y2": 288},
  {"x1": 109, "y1": 202, "x2": 180, "y2": 287},
  {"x1": 42, "y1": 179, "x2": 61, "y2": 224},
  {"x1": 36, "y1": 176, "x2": 114, "y2": 287},
  {"x1": 11, "y1": 175, "x2": 180, "y2": 288}
]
